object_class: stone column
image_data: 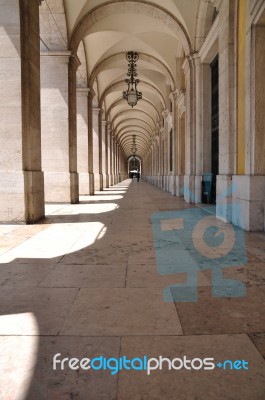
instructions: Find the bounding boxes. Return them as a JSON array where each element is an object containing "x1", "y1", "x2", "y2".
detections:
[
  {"x1": 201, "y1": 65, "x2": 212, "y2": 175},
  {"x1": 183, "y1": 57, "x2": 196, "y2": 203},
  {"x1": 77, "y1": 88, "x2": 89, "y2": 195},
  {"x1": 87, "y1": 90, "x2": 95, "y2": 195},
  {"x1": 114, "y1": 139, "x2": 118, "y2": 184},
  {"x1": 98, "y1": 109, "x2": 104, "y2": 191},
  {"x1": 175, "y1": 91, "x2": 186, "y2": 197},
  {"x1": 112, "y1": 137, "x2": 116, "y2": 184},
  {"x1": 173, "y1": 95, "x2": 180, "y2": 194},
  {"x1": 109, "y1": 133, "x2": 113, "y2": 186},
  {"x1": 117, "y1": 143, "x2": 121, "y2": 182},
  {"x1": 41, "y1": 51, "x2": 73, "y2": 203},
  {"x1": 156, "y1": 138, "x2": 160, "y2": 186},
  {"x1": 234, "y1": 3, "x2": 265, "y2": 231},
  {"x1": 101, "y1": 119, "x2": 108, "y2": 188},
  {"x1": 194, "y1": 54, "x2": 203, "y2": 203},
  {"x1": 162, "y1": 114, "x2": 168, "y2": 191},
  {"x1": 160, "y1": 129, "x2": 165, "y2": 189},
  {"x1": 216, "y1": 0, "x2": 236, "y2": 222},
  {"x1": 0, "y1": 0, "x2": 44, "y2": 223},
  {"x1": 68, "y1": 55, "x2": 80, "y2": 203},
  {"x1": 92, "y1": 108, "x2": 101, "y2": 191},
  {"x1": 105, "y1": 122, "x2": 110, "y2": 188}
]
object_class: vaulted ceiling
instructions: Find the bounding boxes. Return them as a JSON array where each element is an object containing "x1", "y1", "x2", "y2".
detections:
[{"x1": 40, "y1": 0, "x2": 205, "y2": 160}]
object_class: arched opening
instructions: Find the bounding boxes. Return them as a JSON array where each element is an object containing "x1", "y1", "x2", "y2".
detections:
[{"x1": 128, "y1": 156, "x2": 141, "y2": 179}]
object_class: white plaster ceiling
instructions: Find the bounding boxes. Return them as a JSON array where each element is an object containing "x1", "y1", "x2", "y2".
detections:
[{"x1": 42, "y1": 0, "x2": 200, "y2": 158}]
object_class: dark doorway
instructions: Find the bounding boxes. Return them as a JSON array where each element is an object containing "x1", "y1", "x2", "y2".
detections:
[{"x1": 211, "y1": 55, "x2": 219, "y2": 203}]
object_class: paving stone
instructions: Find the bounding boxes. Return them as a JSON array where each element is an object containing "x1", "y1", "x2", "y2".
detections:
[
  {"x1": 0, "y1": 287, "x2": 78, "y2": 335},
  {"x1": 40, "y1": 264, "x2": 126, "y2": 288},
  {"x1": 175, "y1": 286, "x2": 265, "y2": 335},
  {"x1": 60, "y1": 288, "x2": 183, "y2": 336},
  {"x1": 0, "y1": 336, "x2": 120, "y2": 400},
  {"x1": 117, "y1": 335, "x2": 265, "y2": 400}
]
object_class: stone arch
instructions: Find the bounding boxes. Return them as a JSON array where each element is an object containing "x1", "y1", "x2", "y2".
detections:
[
  {"x1": 122, "y1": 136, "x2": 149, "y2": 152},
  {"x1": 115, "y1": 118, "x2": 153, "y2": 134},
  {"x1": 88, "y1": 52, "x2": 175, "y2": 89},
  {"x1": 99, "y1": 80, "x2": 166, "y2": 109},
  {"x1": 118, "y1": 128, "x2": 151, "y2": 156},
  {"x1": 117, "y1": 125, "x2": 151, "y2": 141},
  {"x1": 106, "y1": 98, "x2": 160, "y2": 121},
  {"x1": 70, "y1": 1, "x2": 191, "y2": 55},
  {"x1": 119, "y1": 131, "x2": 150, "y2": 148},
  {"x1": 111, "y1": 109, "x2": 156, "y2": 132}
]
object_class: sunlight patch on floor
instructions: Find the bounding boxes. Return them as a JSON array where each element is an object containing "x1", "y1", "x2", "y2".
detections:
[
  {"x1": 0, "y1": 313, "x2": 39, "y2": 400},
  {"x1": 0, "y1": 222, "x2": 106, "y2": 262}
]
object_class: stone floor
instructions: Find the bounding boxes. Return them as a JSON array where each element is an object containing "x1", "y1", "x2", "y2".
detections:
[{"x1": 0, "y1": 179, "x2": 265, "y2": 399}]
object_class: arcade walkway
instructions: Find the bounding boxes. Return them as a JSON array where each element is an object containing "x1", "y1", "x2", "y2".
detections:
[{"x1": 0, "y1": 180, "x2": 265, "y2": 399}]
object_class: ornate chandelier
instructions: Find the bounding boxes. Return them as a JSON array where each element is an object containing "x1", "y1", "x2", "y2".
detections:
[{"x1": 122, "y1": 51, "x2": 142, "y2": 108}]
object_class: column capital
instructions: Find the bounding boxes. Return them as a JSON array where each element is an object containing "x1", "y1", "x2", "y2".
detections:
[
  {"x1": 160, "y1": 127, "x2": 165, "y2": 139},
  {"x1": 40, "y1": 51, "x2": 72, "y2": 63},
  {"x1": 92, "y1": 107, "x2": 102, "y2": 114},
  {"x1": 88, "y1": 87, "x2": 96, "y2": 99},
  {"x1": 70, "y1": 54, "x2": 81, "y2": 70},
  {"x1": 76, "y1": 87, "x2": 90, "y2": 96},
  {"x1": 182, "y1": 55, "x2": 198, "y2": 75},
  {"x1": 169, "y1": 90, "x2": 178, "y2": 102},
  {"x1": 190, "y1": 52, "x2": 201, "y2": 66}
]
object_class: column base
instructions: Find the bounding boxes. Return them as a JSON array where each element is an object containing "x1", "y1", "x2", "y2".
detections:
[
  {"x1": 0, "y1": 170, "x2": 45, "y2": 223},
  {"x1": 44, "y1": 172, "x2": 72, "y2": 203},
  {"x1": 195, "y1": 175, "x2": 202, "y2": 204},
  {"x1": 161, "y1": 175, "x2": 165, "y2": 190},
  {"x1": 216, "y1": 175, "x2": 233, "y2": 223},
  {"x1": 99, "y1": 173, "x2": 104, "y2": 191},
  {"x1": 89, "y1": 173, "x2": 94, "y2": 195},
  {"x1": 232, "y1": 175, "x2": 265, "y2": 231},
  {"x1": 168, "y1": 175, "x2": 176, "y2": 195},
  {"x1": 175, "y1": 175, "x2": 184, "y2": 197},
  {"x1": 70, "y1": 172, "x2": 79, "y2": 204},
  {"x1": 164, "y1": 175, "x2": 168, "y2": 191},
  {"x1": 79, "y1": 173, "x2": 90, "y2": 195},
  {"x1": 105, "y1": 174, "x2": 109, "y2": 188},
  {"x1": 157, "y1": 175, "x2": 162, "y2": 189},
  {"x1": 94, "y1": 173, "x2": 101, "y2": 191},
  {"x1": 24, "y1": 170, "x2": 45, "y2": 222},
  {"x1": 184, "y1": 175, "x2": 195, "y2": 203}
]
